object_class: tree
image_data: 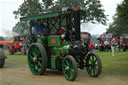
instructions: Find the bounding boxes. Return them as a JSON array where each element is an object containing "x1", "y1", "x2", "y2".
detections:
[
  {"x1": 13, "y1": 0, "x2": 107, "y2": 34},
  {"x1": 42, "y1": 0, "x2": 54, "y2": 11},
  {"x1": 13, "y1": 0, "x2": 43, "y2": 18},
  {"x1": 12, "y1": 22, "x2": 30, "y2": 35},
  {"x1": 107, "y1": 0, "x2": 128, "y2": 36},
  {"x1": 13, "y1": 0, "x2": 43, "y2": 35},
  {"x1": 50, "y1": 0, "x2": 107, "y2": 24}
]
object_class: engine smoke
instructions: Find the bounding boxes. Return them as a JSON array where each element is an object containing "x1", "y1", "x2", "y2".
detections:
[{"x1": 0, "y1": 28, "x2": 19, "y2": 37}]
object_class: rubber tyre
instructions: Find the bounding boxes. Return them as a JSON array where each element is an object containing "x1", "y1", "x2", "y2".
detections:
[
  {"x1": 62, "y1": 55, "x2": 78, "y2": 81},
  {"x1": 28, "y1": 43, "x2": 47, "y2": 75},
  {"x1": 0, "y1": 48, "x2": 5, "y2": 68},
  {"x1": 86, "y1": 53, "x2": 102, "y2": 77}
]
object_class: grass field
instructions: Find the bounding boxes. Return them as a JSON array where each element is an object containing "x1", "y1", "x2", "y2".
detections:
[
  {"x1": 97, "y1": 50, "x2": 128, "y2": 76},
  {"x1": 1, "y1": 50, "x2": 128, "y2": 85},
  {"x1": 4, "y1": 51, "x2": 27, "y2": 68}
]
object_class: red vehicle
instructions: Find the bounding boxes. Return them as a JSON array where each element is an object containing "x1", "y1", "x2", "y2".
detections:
[
  {"x1": 9, "y1": 41, "x2": 23, "y2": 55},
  {"x1": 8, "y1": 35, "x2": 28, "y2": 55},
  {"x1": 0, "y1": 40, "x2": 20, "y2": 54},
  {"x1": 80, "y1": 32, "x2": 91, "y2": 44},
  {"x1": 122, "y1": 33, "x2": 128, "y2": 51},
  {"x1": 97, "y1": 32, "x2": 113, "y2": 51},
  {"x1": 0, "y1": 35, "x2": 28, "y2": 55},
  {"x1": 0, "y1": 40, "x2": 10, "y2": 47}
]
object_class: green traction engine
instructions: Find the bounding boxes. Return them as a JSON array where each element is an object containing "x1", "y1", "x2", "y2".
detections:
[{"x1": 20, "y1": 8, "x2": 102, "y2": 81}]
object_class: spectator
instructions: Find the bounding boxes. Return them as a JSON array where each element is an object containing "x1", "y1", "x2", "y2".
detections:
[
  {"x1": 34, "y1": 19, "x2": 47, "y2": 35},
  {"x1": 120, "y1": 37, "x2": 123, "y2": 51},
  {"x1": 117, "y1": 37, "x2": 120, "y2": 52},
  {"x1": 104, "y1": 39, "x2": 109, "y2": 51},
  {"x1": 89, "y1": 40, "x2": 96, "y2": 54},
  {"x1": 111, "y1": 38, "x2": 116, "y2": 56},
  {"x1": 23, "y1": 40, "x2": 27, "y2": 55}
]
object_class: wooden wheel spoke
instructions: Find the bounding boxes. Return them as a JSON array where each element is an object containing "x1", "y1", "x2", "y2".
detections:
[
  {"x1": 87, "y1": 66, "x2": 92, "y2": 72},
  {"x1": 33, "y1": 47, "x2": 38, "y2": 52},
  {"x1": 65, "y1": 60, "x2": 69, "y2": 66},
  {"x1": 94, "y1": 66, "x2": 98, "y2": 73},
  {"x1": 37, "y1": 62, "x2": 42, "y2": 67},
  {"x1": 29, "y1": 55, "x2": 33, "y2": 60},
  {"x1": 29, "y1": 52, "x2": 34, "y2": 57},
  {"x1": 94, "y1": 59, "x2": 97, "y2": 63},
  {"x1": 89, "y1": 67, "x2": 94, "y2": 75},
  {"x1": 63, "y1": 65, "x2": 67, "y2": 68},
  {"x1": 36, "y1": 51, "x2": 40, "y2": 56},
  {"x1": 64, "y1": 71, "x2": 70, "y2": 79},
  {"x1": 33, "y1": 52, "x2": 37, "y2": 57},
  {"x1": 86, "y1": 64, "x2": 92, "y2": 67},
  {"x1": 69, "y1": 63, "x2": 73, "y2": 69},
  {"x1": 35, "y1": 64, "x2": 41, "y2": 71},
  {"x1": 68, "y1": 70, "x2": 73, "y2": 78},
  {"x1": 89, "y1": 58, "x2": 93, "y2": 64},
  {"x1": 93, "y1": 68, "x2": 96, "y2": 75},
  {"x1": 91, "y1": 55, "x2": 94, "y2": 61},
  {"x1": 90, "y1": 56, "x2": 94, "y2": 63},
  {"x1": 70, "y1": 68, "x2": 74, "y2": 73},
  {"x1": 38, "y1": 57, "x2": 42, "y2": 61},
  {"x1": 95, "y1": 64, "x2": 98, "y2": 66}
]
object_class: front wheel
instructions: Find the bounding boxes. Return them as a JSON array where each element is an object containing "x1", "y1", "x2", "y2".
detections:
[
  {"x1": 28, "y1": 43, "x2": 47, "y2": 75},
  {"x1": 86, "y1": 53, "x2": 102, "y2": 77},
  {"x1": 62, "y1": 55, "x2": 78, "y2": 81}
]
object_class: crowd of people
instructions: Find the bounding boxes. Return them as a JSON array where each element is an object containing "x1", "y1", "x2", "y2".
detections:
[{"x1": 88, "y1": 37, "x2": 124, "y2": 56}]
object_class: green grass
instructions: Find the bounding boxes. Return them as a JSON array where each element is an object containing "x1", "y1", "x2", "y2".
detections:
[
  {"x1": 4, "y1": 51, "x2": 27, "y2": 68},
  {"x1": 97, "y1": 50, "x2": 128, "y2": 77},
  {"x1": 4, "y1": 50, "x2": 128, "y2": 77}
]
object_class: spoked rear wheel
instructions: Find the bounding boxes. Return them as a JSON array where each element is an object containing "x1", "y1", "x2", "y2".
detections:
[
  {"x1": 62, "y1": 55, "x2": 78, "y2": 81},
  {"x1": 86, "y1": 53, "x2": 102, "y2": 77},
  {"x1": 28, "y1": 43, "x2": 47, "y2": 75}
]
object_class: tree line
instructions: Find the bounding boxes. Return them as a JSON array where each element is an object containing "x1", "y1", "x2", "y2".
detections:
[{"x1": 107, "y1": 0, "x2": 128, "y2": 36}]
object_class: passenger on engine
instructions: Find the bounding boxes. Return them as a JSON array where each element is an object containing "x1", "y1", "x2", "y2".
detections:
[
  {"x1": 34, "y1": 19, "x2": 47, "y2": 35},
  {"x1": 89, "y1": 40, "x2": 96, "y2": 54}
]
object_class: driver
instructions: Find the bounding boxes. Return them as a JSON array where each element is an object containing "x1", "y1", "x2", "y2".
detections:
[
  {"x1": 59, "y1": 27, "x2": 71, "y2": 41},
  {"x1": 34, "y1": 19, "x2": 47, "y2": 35}
]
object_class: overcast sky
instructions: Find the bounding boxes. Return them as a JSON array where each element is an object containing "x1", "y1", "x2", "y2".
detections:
[{"x1": 0, "y1": 0, "x2": 123, "y2": 37}]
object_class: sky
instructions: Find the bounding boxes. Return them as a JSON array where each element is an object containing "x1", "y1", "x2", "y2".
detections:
[{"x1": 0, "y1": 0, "x2": 123, "y2": 37}]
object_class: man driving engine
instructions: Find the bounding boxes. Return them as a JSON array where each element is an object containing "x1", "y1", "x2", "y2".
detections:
[{"x1": 34, "y1": 19, "x2": 47, "y2": 35}]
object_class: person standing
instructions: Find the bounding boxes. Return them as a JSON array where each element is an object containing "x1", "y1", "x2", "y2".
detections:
[
  {"x1": 104, "y1": 39, "x2": 109, "y2": 51},
  {"x1": 23, "y1": 40, "x2": 27, "y2": 55},
  {"x1": 89, "y1": 40, "x2": 96, "y2": 54},
  {"x1": 34, "y1": 19, "x2": 47, "y2": 35},
  {"x1": 111, "y1": 38, "x2": 116, "y2": 56},
  {"x1": 118, "y1": 37, "x2": 121, "y2": 52}
]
